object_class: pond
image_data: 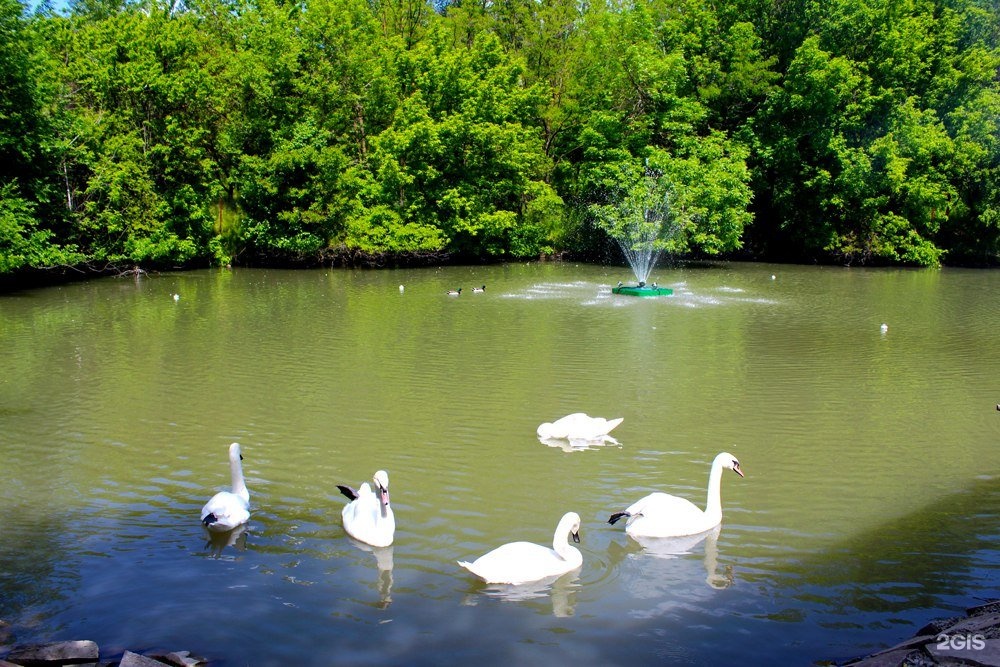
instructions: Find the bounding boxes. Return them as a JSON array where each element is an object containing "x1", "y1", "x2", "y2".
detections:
[{"x1": 1, "y1": 261, "x2": 999, "y2": 665}]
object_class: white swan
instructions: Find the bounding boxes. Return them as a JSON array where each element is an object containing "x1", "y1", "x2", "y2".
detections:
[
  {"x1": 337, "y1": 470, "x2": 395, "y2": 547},
  {"x1": 200, "y1": 442, "x2": 250, "y2": 532},
  {"x1": 608, "y1": 452, "x2": 744, "y2": 537},
  {"x1": 536, "y1": 413, "x2": 624, "y2": 441},
  {"x1": 458, "y1": 512, "x2": 583, "y2": 585}
]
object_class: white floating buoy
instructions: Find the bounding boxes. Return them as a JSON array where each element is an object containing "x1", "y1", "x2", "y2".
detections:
[
  {"x1": 399, "y1": 285, "x2": 404, "y2": 292},
  {"x1": 880, "y1": 323, "x2": 888, "y2": 333},
  {"x1": 771, "y1": 275, "x2": 776, "y2": 280}
]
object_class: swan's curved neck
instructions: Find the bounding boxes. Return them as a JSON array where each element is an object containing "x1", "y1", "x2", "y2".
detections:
[
  {"x1": 553, "y1": 523, "x2": 580, "y2": 562},
  {"x1": 231, "y1": 458, "x2": 249, "y2": 503},
  {"x1": 703, "y1": 459, "x2": 725, "y2": 522},
  {"x1": 553, "y1": 539, "x2": 579, "y2": 562}
]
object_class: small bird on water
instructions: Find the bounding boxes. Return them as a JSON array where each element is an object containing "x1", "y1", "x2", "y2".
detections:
[{"x1": 447, "y1": 288, "x2": 462, "y2": 296}]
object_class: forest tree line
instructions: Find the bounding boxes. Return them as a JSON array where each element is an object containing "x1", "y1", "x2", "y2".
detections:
[{"x1": 1, "y1": 0, "x2": 998, "y2": 278}]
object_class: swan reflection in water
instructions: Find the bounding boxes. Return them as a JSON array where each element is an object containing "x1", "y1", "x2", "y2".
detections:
[
  {"x1": 537, "y1": 434, "x2": 622, "y2": 453},
  {"x1": 346, "y1": 539, "x2": 394, "y2": 609},
  {"x1": 613, "y1": 525, "x2": 734, "y2": 592},
  {"x1": 203, "y1": 523, "x2": 248, "y2": 559},
  {"x1": 462, "y1": 570, "x2": 581, "y2": 618}
]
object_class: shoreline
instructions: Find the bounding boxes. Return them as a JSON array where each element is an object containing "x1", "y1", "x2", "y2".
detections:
[
  {"x1": 5, "y1": 601, "x2": 999, "y2": 667},
  {"x1": 840, "y1": 599, "x2": 1000, "y2": 666}
]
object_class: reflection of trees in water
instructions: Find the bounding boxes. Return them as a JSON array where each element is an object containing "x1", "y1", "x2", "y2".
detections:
[{"x1": 0, "y1": 513, "x2": 80, "y2": 631}]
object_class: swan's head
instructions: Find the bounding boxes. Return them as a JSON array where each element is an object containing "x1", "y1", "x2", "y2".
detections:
[
  {"x1": 537, "y1": 422, "x2": 555, "y2": 439},
  {"x1": 561, "y1": 511, "x2": 582, "y2": 544},
  {"x1": 717, "y1": 452, "x2": 744, "y2": 477},
  {"x1": 228, "y1": 442, "x2": 243, "y2": 462},
  {"x1": 373, "y1": 470, "x2": 390, "y2": 516}
]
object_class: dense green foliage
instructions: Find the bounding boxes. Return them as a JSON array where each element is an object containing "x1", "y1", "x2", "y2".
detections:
[{"x1": 1, "y1": 0, "x2": 998, "y2": 275}]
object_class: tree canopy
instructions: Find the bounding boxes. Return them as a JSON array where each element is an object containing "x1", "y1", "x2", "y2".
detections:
[{"x1": 1, "y1": 0, "x2": 998, "y2": 277}]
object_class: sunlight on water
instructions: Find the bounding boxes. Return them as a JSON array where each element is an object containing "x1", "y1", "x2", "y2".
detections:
[
  {"x1": 499, "y1": 278, "x2": 779, "y2": 312},
  {"x1": 1, "y1": 262, "x2": 999, "y2": 666}
]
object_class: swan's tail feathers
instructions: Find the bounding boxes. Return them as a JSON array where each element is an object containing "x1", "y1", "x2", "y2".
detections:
[
  {"x1": 608, "y1": 511, "x2": 630, "y2": 526},
  {"x1": 607, "y1": 417, "x2": 625, "y2": 432},
  {"x1": 337, "y1": 484, "x2": 359, "y2": 501},
  {"x1": 202, "y1": 513, "x2": 218, "y2": 527},
  {"x1": 457, "y1": 560, "x2": 473, "y2": 571}
]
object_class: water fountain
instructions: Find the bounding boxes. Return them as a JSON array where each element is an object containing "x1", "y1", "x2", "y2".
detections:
[{"x1": 593, "y1": 169, "x2": 675, "y2": 297}]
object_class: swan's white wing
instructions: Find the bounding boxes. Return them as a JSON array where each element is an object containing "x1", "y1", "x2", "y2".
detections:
[
  {"x1": 201, "y1": 491, "x2": 250, "y2": 531},
  {"x1": 459, "y1": 542, "x2": 574, "y2": 584},
  {"x1": 541, "y1": 413, "x2": 623, "y2": 440},
  {"x1": 627, "y1": 492, "x2": 701, "y2": 517},
  {"x1": 620, "y1": 492, "x2": 711, "y2": 537},
  {"x1": 545, "y1": 413, "x2": 590, "y2": 438}
]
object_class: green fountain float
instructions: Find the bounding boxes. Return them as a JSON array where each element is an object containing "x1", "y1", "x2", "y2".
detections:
[
  {"x1": 612, "y1": 281, "x2": 673, "y2": 297},
  {"x1": 597, "y1": 168, "x2": 676, "y2": 297}
]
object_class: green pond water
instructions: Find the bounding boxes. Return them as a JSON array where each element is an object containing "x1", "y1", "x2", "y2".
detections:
[{"x1": 1, "y1": 261, "x2": 998, "y2": 665}]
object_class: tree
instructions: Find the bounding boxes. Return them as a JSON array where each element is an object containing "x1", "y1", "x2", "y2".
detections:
[
  {"x1": 361, "y1": 28, "x2": 559, "y2": 258},
  {"x1": 0, "y1": 0, "x2": 82, "y2": 271}
]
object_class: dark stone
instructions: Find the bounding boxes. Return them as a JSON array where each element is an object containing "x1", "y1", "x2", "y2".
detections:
[
  {"x1": 143, "y1": 651, "x2": 206, "y2": 667},
  {"x1": 948, "y1": 613, "x2": 1000, "y2": 636},
  {"x1": 841, "y1": 634, "x2": 939, "y2": 666},
  {"x1": 927, "y1": 637, "x2": 1000, "y2": 667},
  {"x1": 838, "y1": 600, "x2": 1000, "y2": 666},
  {"x1": 969, "y1": 602, "x2": 1000, "y2": 618},
  {"x1": 5, "y1": 640, "x2": 99, "y2": 665},
  {"x1": 841, "y1": 647, "x2": 925, "y2": 666},
  {"x1": 916, "y1": 616, "x2": 965, "y2": 637},
  {"x1": 117, "y1": 652, "x2": 165, "y2": 667}
]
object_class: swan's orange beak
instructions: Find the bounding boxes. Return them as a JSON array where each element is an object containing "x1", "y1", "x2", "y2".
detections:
[
  {"x1": 733, "y1": 462, "x2": 745, "y2": 477},
  {"x1": 572, "y1": 531, "x2": 581, "y2": 544}
]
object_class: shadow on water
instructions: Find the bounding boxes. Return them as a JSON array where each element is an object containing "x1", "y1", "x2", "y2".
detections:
[
  {"x1": 799, "y1": 474, "x2": 999, "y2": 605},
  {"x1": 763, "y1": 474, "x2": 1000, "y2": 662},
  {"x1": 0, "y1": 509, "x2": 79, "y2": 632}
]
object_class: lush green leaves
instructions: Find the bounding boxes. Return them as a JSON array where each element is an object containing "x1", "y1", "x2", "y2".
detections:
[{"x1": 1, "y1": 0, "x2": 998, "y2": 276}]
